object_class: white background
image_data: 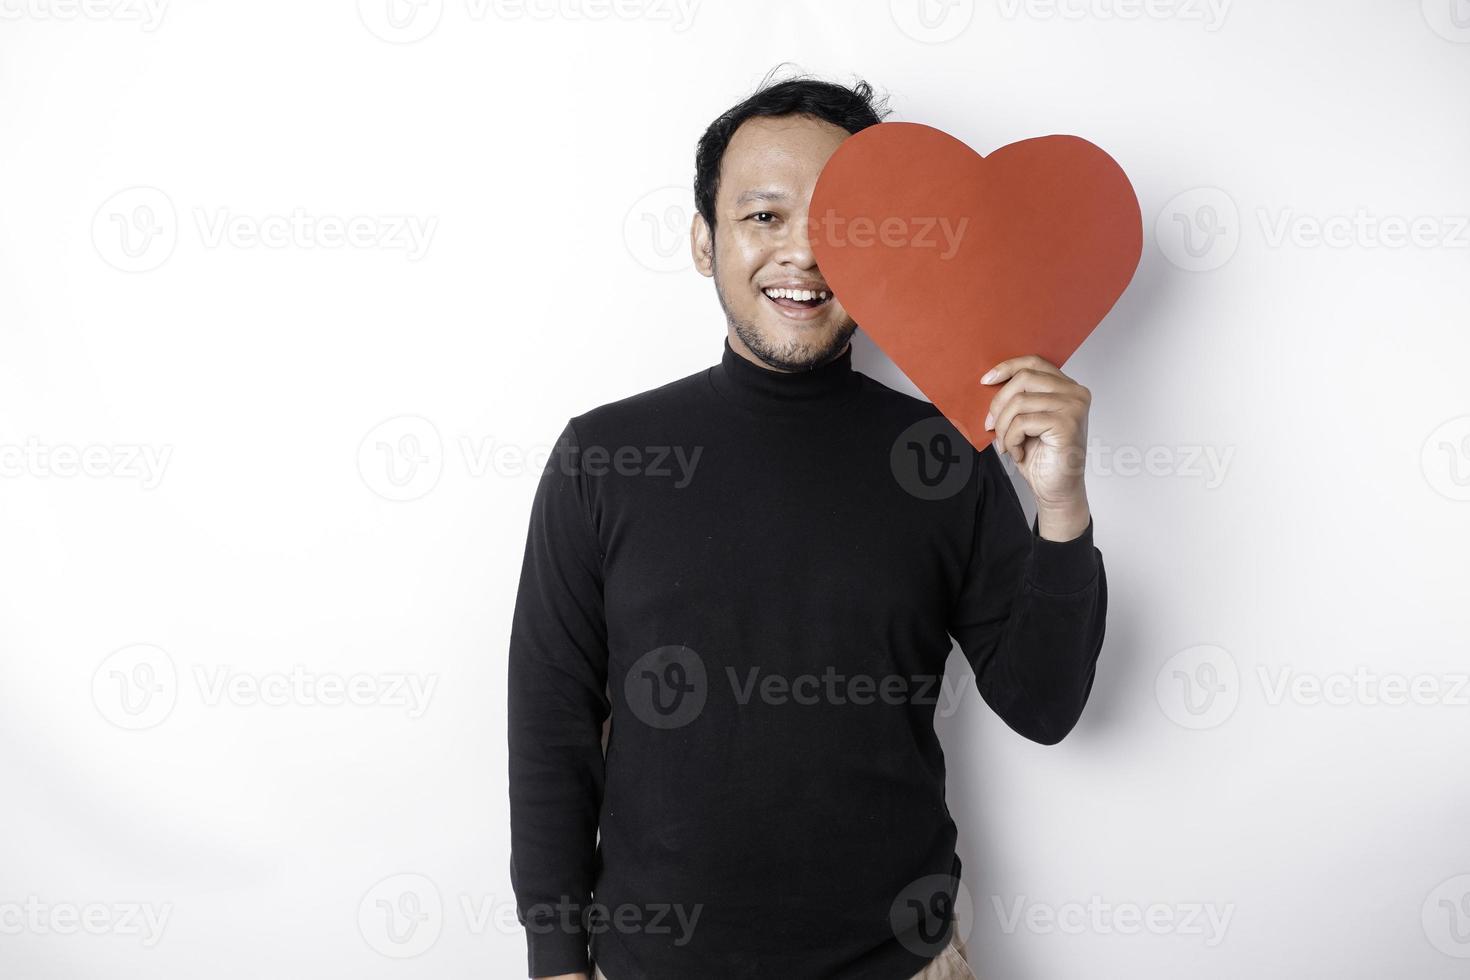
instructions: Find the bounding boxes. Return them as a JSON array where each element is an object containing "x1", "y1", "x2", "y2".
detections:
[{"x1": 2, "y1": 1, "x2": 1469, "y2": 977}]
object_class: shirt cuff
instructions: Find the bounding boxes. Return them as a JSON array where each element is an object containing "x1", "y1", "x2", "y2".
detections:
[
  {"x1": 1026, "y1": 513, "x2": 1100, "y2": 595},
  {"x1": 526, "y1": 922, "x2": 589, "y2": 978}
]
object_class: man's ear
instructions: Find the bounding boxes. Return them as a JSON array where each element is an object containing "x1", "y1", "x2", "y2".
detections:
[{"x1": 691, "y1": 213, "x2": 714, "y2": 278}]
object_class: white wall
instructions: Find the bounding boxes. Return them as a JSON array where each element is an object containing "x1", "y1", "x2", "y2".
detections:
[{"x1": 2, "y1": 1, "x2": 1467, "y2": 977}]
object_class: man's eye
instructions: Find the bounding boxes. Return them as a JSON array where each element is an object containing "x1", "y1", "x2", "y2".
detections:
[{"x1": 749, "y1": 212, "x2": 777, "y2": 224}]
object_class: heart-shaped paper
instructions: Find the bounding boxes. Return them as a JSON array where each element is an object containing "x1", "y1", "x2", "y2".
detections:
[{"x1": 810, "y1": 123, "x2": 1142, "y2": 452}]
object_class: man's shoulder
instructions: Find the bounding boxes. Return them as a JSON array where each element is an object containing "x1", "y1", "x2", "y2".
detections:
[
  {"x1": 564, "y1": 364, "x2": 712, "y2": 442},
  {"x1": 854, "y1": 371, "x2": 945, "y2": 418}
]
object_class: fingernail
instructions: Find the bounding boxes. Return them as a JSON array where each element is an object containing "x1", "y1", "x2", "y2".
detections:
[
  {"x1": 984, "y1": 412, "x2": 994, "y2": 430},
  {"x1": 981, "y1": 369, "x2": 997, "y2": 384}
]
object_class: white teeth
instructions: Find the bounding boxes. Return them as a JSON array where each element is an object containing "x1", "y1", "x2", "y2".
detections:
[{"x1": 763, "y1": 287, "x2": 829, "y2": 302}]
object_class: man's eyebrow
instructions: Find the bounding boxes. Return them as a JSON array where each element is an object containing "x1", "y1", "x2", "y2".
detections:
[{"x1": 733, "y1": 189, "x2": 793, "y2": 206}]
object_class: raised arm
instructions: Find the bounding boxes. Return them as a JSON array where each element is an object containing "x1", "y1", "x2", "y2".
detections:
[{"x1": 947, "y1": 445, "x2": 1107, "y2": 745}]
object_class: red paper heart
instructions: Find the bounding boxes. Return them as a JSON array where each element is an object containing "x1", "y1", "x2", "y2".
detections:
[{"x1": 810, "y1": 123, "x2": 1142, "y2": 452}]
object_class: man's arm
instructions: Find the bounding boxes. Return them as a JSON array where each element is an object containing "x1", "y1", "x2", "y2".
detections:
[
  {"x1": 508, "y1": 419, "x2": 610, "y2": 978},
  {"x1": 947, "y1": 446, "x2": 1107, "y2": 745}
]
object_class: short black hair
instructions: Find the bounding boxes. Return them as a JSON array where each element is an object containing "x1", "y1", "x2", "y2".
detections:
[{"x1": 694, "y1": 64, "x2": 892, "y2": 233}]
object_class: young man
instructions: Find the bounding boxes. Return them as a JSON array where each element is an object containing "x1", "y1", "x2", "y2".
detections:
[{"x1": 508, "y1": 70, "x2": 1106, "y2": 980}]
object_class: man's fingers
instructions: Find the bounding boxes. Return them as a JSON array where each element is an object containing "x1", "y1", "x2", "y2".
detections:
[
  {"x1": 981, "y1": 354, "x2": 1071, "y2": 386},
  {"x1": 990, "y1": 393, "x2": 1069, "y2": 456},
  {"x1": 999, "y1": 411, "x2": 1056, "y2": 464}
]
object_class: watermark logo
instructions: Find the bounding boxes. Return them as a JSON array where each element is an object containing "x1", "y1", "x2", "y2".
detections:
[
  {"x1": 92, "y1": 645, "x2": 438, "y2": 726},
  {"x1": 811, "y1": 209, "x2": 969, "y2": 260},
  {"x1": 0, "y1": 897, "x2": 173, "y2": 946},
  {"x1": 992, "y1": 895, "x2": 1234, "y2": 945},
  {"x1": 1155, "y1": 643, "x2": 1239, "y2": 730},
  {"x1": 995, "y1": 0, "x2": 1231, "y2": 31},
  {"x1": 1421, "y1": 415, "x2": 1470, "y2": 501},
  {"x1": 1424, "y1": 874, "x2": 1470, "y2": 957},
  {"x1": 358, "y1": 415, "x2": 444, "y2": 502},
  {"x1": 890, "y1": 873, "x2": 975, "y2": 957},
  {"x1": 192, "y1": 664, "x2": 437, "y2": 718},
  {"x1": 1257, "y1": 208, "x2": 1470, "y2": 250},
  {"x1": 0, "y1": 0, "x2": 168, "y2": 30},
  {"x1": 93, "y1": 186, "x2": 177, "y2": 273},
  {"x1": 891, "y1": 415, "x2": 975, "y2": 501},
  {"x1": 0, "y1": 437, "x2": 172, "y2": 488},
  {"x1": 624, "y1": 186, "x2": 695, "y2": 274},
  {"x1": 1156, "y1": 187, "x2": 1239, "y2": 272},
  {"x1": 1258, "y1": 666, "x2": 1470, "y2": 708},
  {"x1": 890, "y1": 0, "x2": 974, "y2": 43},
  {"x1": 1422, "y1": 0, "x2": 1470, "y2": 42},
  {"x1": 625, "y1": 645, "x2": 707, "y2": 730},
  {"x1": 93, "y1": 187, "x2": 437, "y2": 272},
  {"x1": 92, "y1": 643, "x2": 178, "y2": 730},
  {"x1": 357, "y1": 0, "x2": 444, "y2": 42},
  {"x1": 1086, "y1": 438, "x2": 1235, "y2": 488},
  {"x1": 727, "y1": 666, "x2": 970, "y2": 718},
  {"x1": 359, "y1": 873, "x2": 443, "y2": 957}
]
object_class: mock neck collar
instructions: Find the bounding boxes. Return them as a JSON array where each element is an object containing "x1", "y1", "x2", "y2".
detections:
[{"x1": 707, "y1": 336, "x2": 863, "y2": 416}]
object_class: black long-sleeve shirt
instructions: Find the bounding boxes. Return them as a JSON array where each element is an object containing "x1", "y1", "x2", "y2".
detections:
[{"x1": 507, "y1": 337, "x2": 1107, "y2": 979}]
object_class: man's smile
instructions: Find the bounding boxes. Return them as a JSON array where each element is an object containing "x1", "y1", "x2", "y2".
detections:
[{"x1": 759, "y1": 280, "x2": 833, "y2": 319}]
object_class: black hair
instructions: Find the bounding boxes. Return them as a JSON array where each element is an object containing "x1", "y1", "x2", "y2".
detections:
[{"x1": 694, "y1": 64, "x2": 893, "y2": 233}]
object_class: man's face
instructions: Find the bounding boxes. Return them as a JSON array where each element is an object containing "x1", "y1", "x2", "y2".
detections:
[{"x1": 692, "y1": 113, "x2": 858, "y2": 373}]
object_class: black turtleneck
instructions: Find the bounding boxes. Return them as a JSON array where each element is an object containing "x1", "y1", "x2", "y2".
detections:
[{"x1": 508, "y1": 336, "x2": 1107, "y2": 979}]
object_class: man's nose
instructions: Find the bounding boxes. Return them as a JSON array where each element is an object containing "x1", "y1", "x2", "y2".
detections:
[{"x1": 775, "y1": 208, "x2": 817, "y2": 266}]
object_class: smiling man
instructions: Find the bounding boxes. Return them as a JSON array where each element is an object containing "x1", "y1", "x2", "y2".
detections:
[{"x1": 507, "y1": 69, "x2": 1107, "y2": 980}]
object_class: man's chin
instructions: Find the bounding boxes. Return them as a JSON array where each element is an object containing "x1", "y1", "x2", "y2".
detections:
[{"x1": 738, "y1": 319, "x2": 856, "y2": 371}]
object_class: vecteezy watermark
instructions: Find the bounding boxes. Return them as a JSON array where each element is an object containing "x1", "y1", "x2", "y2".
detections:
[
  {"x1": 624, "y1": 645, "x2": 708, "y2": 730},
  {"x1": 191, "y1": 664, "x2": 437, "y2": 718},
  {"x1": 624, "y1": 645, "x2": 976, "y2": 730},
  {"x1": 889, "y1": 0, "x2": 975, "y2": 44},
  {"x1": 522, "y1": 895, "x2": 704, "y2": 948},
  {"x1": 726, "y1": 666, "x2": 971, "y2": 716},
  {"x1": 359, "y1": 873, "x2": 443, "y2": 958},
  {"x1": 991, "y1": 895, "x2": 1234, "y2": 945},
  {"x1": 358, "y1": 875, "x2": 704, "y2": 957},
  {"x1": 1155, "y1": 644, "x2": 1241, "y2": 730},
  {"x1": 357, "y1": 0, "x2": 698, "y2": 43},
  {"x1": 890, "y1": 873, "x2": 975, "y2": 958},
  {"x1": 0, "y1": 0, "x2": 168, "y2": 29},
  {"x1": 994, "y1": 0, "x2": 1232, "y2": 30},
  {"x1": 1422, "y1": 0, "x2": 1470, "y2": 43},
  {"x1": 357, "y1": 415, "x2": 704, "y2": 502},
  {"x1": 1257, "y1": 208, "x2": 1470, "y2": 250},
  {"x1": 92, "y1": 186, "x2": 436, "y2": 272},
  {"x1": 0, "y1": 897, "x2": 173, "y2": 947},
  {"x1": 1156, "y1": 644, "x2": 1470, "y2": 729},
  {"x1": 1156, "y1": 187, "x2": 1241, "y2": 272},
  {"x1": 890, "y1": 418, "x2": 1236, "y2": 498},
  {"x1": 1158, "y1": 186, "x2": 1470, "y2": 271},
  {"x1": 91, "y1": 644, "x2": 438, "y2": 730},
  {"x1": 624, "y1": 186, "x2": 696, "y2": 274},
  {"x1": 1257, "y1": 666, "x2": 1470, "y2": 708},
  {"x1": 808, "y1": 209, "x2": 969, "y2": 260},
  {"x1": 1086, "y1": 438, "x2": 1235, "y2": 489},
  {"x1": 358, "y1": 416, "x2": 444, "y2": 503},
  {"x1": 890, "y1": 415, "x2": 976, "y2": 501},
  {"x1": 92, "y1": 643, "x2": 178, "y2": 730},
  {"x1": 0, "y1": 437, "x2": 172, "y2": 489},
  {"x1": 999, "y1": 0, "x2": 1228, "y2": 28},
  {"x1": 1421, "y1": 415, "x2": 1470, "y2": 501},
  {"x1": 1423, "y1": 873, "x2": 1470, "y2": 958}
]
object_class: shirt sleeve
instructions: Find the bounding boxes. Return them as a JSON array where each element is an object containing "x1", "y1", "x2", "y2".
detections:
[
  {"x1": 946, "y1": 445, "x2": 1108, "y2": 745},
  {"x1": 507, "y1": 418, "x2": 611, "y2": 977}
]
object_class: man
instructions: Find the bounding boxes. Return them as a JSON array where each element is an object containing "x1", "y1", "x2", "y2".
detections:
[{"x1": 508, "y1": 70, "x2": 1106, "y2": 980}]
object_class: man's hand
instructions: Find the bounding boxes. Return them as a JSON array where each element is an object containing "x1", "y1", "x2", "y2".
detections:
[{"x1": 981, "y1": 354, "x2": 1092, "y2": 541}]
